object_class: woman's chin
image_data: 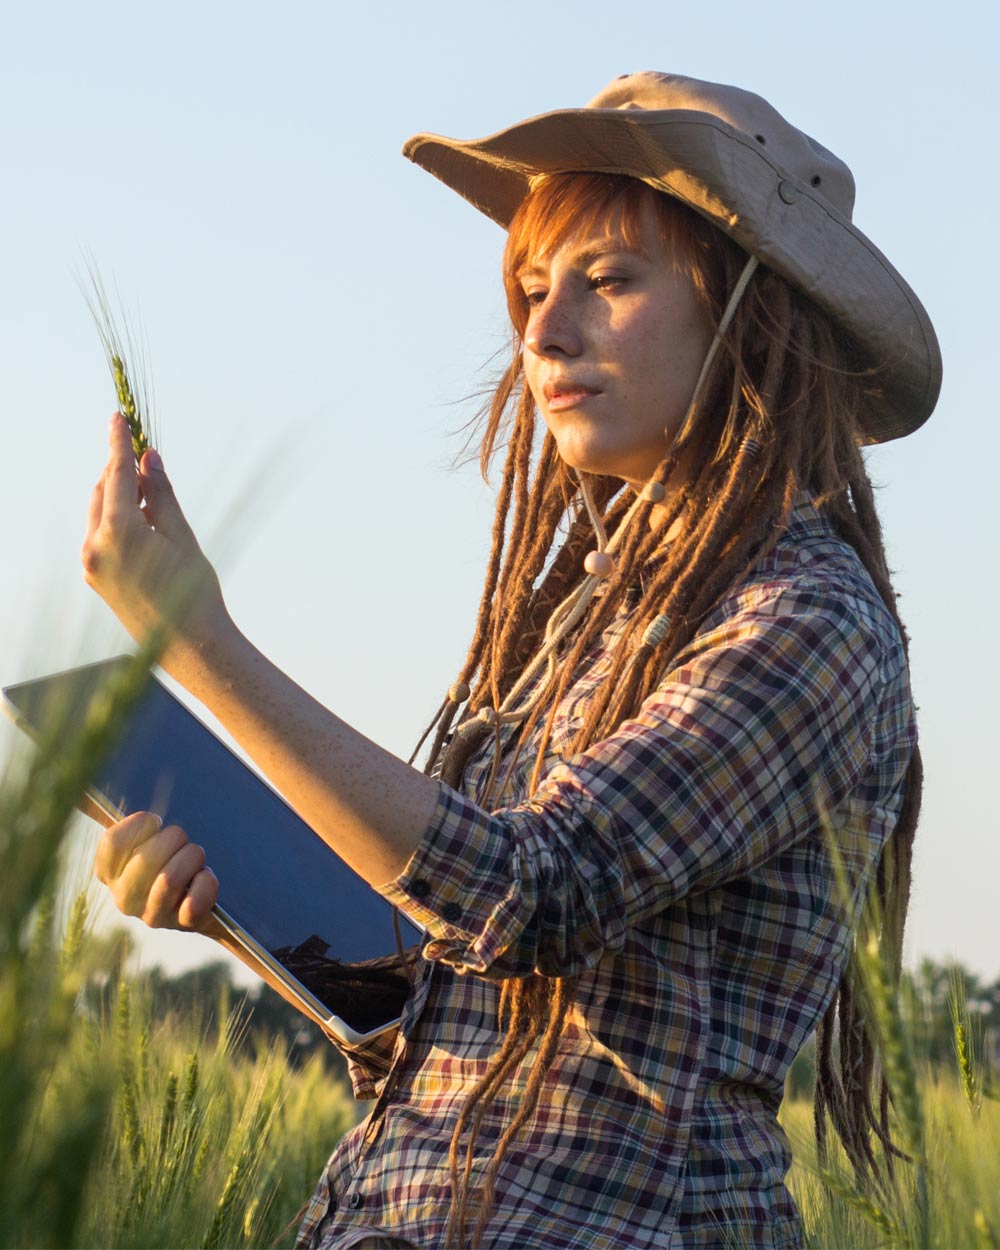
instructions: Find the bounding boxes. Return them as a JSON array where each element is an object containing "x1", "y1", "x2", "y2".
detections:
[{"x1": 553, "y1": 440, "x2": 662, "y2": 486}]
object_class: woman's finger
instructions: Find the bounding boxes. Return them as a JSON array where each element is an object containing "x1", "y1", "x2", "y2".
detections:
[
  {"x1": 140, "y1": 840, "x2": 209, "y2": 928},
  {"x1": 81, "y1": 477, "x2": 106, "y2": 574},
  {"x1": 177, "y1": 867, "x2": 220, "y2": 931},
  {"x1": 85, "y1": 471, "x2": 106, "y2": 537},
  {"x1": 109, "y1": 823, "x2": 192, "y2": 915},
  {"x1": 93, "y1": 810, "x2": 163, "y2": 884},
  {"x1": 138, "y1": 449, "x2": 198, "y2": 545},
  {"x1": 102, "y1": 413, "x2": 142, "y2": 527}
]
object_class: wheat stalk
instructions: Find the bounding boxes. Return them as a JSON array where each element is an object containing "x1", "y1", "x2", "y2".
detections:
[
  {"x1": 949, "y1": 968, "x2": 985, "y2": 1119},
  {"x1": 974, "y1": 1207, "x2": 1000, "y2": 1250},
  {"x1": 80, "y1": 265, "x2": 158, "y2": 464},
  {"x1": 158, "y1": 1071, "x2": 179, "y2": 1154},
  {"x1": 815, "y1": 1163, "x2": 905, "y2": 1244},
  {"x1": 59, "y1": 891, "x2": 88, "y2": 973}
]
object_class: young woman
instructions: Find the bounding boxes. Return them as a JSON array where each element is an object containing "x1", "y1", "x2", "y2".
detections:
[{"x1": 84, "y1": 73, "x2": 940, "y2": 1249}]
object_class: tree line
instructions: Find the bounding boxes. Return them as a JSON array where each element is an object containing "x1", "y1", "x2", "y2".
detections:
[{"x1": 89, "y1": 941, "x2": 998, "y2": 1095}]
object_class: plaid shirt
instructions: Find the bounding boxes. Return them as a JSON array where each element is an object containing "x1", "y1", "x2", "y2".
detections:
[{"x1": 297, "y1": 499, "x2": 915, "y2": 1250}]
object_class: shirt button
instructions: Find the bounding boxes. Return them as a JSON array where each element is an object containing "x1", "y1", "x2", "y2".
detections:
[
  {"x1": 411, "y1": 879, "x2": 431, "y2": 899},
  {"x1": 346, "y1": 1192, "x2": 364, "y2": 1210},
  {"x1": 442, "y1": 901, "x2": 463, "y2": 923}
]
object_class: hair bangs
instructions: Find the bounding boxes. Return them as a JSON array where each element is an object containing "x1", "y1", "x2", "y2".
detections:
[
  {"x1": 502, "y1": 172, "x2": 743, "y2": 336},
  {"x1": 504, "y1": 174, "x2": 661, "y2": 331}
]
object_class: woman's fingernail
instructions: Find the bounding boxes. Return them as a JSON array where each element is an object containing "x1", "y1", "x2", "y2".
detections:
[{"x1": 145, "y1": 448, "x2": 164, "y2": 472}]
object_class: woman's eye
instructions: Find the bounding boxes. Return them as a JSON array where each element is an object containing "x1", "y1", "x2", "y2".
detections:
[
  {"x1": 524, "y1": 289, "x2": 547, "y2": 307},
  {"x1": 590, "y1": 273, "x2": 625, "y2": 291}
]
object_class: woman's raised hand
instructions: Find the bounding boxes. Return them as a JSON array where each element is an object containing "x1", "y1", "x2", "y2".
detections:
[
  {"x1": 82, "y1": 414, "x2": 230, "y2": 674},
  {"x1": 93, "y1": 811, "x2": 221, "y2": 933}
]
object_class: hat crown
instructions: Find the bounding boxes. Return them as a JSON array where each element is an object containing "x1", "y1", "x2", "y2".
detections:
[{"x1": 587, "y1": 71, "x2": 856, "y2": 219}]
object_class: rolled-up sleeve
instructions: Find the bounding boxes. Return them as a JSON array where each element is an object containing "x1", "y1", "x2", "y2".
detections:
[{"x1": 378, "y1": 578, "x2": 893, "y2": 979}]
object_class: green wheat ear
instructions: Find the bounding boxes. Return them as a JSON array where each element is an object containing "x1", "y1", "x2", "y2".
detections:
[
  {"x1": 80, "y1": 263, "x2": 158, "y2": 464},
  {"x1": 110, "y1": 353, "x2": 151, "y2": 461}
]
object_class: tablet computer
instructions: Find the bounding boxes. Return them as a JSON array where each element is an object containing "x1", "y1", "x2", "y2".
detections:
[{"x1": 2, "y1": 656, "x2": 422, "y2": 1046}]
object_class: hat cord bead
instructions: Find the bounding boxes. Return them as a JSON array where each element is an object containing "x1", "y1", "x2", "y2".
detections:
[
  {"x1": 584, "y1": 550, "x2": 616, "y2": 579},
  {"x1": 642, "y1": 481, "x2": 666, "y2": 503}
]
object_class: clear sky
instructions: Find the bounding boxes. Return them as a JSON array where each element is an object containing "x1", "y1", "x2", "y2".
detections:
[{"x1": 1, "y1": 0, "x2": 997, "y2": 983}]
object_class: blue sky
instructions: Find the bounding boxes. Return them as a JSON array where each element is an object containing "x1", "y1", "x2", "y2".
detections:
[{"x1": 1, "y1": 0, "x2": 997, "y2": 981}]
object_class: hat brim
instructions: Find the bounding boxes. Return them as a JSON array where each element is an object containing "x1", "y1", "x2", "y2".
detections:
[{"x1": 404, "y1": 107, "x2": 941, "y2": 444}]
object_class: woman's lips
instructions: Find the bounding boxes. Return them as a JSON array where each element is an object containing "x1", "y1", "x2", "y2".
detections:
[{"x1": 543, "y1": 384, "x2": 602, "y2": 411}]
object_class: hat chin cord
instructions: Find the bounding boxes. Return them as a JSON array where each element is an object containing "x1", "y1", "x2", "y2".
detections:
[
  {"x1": 454, "y1": 254, "x2": 760, "y2": 742},
  {"x1": 671, "y1": 254, "x2": 759, "y2": 449}
]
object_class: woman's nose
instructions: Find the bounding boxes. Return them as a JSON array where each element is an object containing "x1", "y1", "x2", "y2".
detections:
[{"x1": 524, "y1": 291, "x2": 583, "y2": 359}]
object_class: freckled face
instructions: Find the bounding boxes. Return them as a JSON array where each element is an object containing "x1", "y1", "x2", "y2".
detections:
[{"x1": 519, "y1": 199, "x2": 714, "y2": 487}]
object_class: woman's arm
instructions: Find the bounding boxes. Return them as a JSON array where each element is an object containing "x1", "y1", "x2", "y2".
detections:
[{"x1": 82, "y1": 416, "x2": 438, "y2": 906}]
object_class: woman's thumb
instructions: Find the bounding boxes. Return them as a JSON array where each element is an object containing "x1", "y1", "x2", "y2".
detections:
[{"x1": 139, "y1": 449, "x2": 195, "y2": 542}]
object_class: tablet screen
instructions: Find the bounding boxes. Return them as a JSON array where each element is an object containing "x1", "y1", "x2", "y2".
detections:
[{"x1": 3, "y1": 657, "x2": 422, "y2": 1036}]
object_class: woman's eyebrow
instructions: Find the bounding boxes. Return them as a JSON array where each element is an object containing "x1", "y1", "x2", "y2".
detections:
[{"x1": 518, "y1": 243, "x2": 646, "y2": 281}]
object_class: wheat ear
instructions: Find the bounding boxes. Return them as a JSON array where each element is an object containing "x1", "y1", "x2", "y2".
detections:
[{"x1": 80, "y1": 264, "x2": 158, "y2": 463}]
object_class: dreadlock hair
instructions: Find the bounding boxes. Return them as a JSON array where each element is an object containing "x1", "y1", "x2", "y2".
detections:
[{"x1": 416, "y1": 172, "x2": 921, "y2": 1247}]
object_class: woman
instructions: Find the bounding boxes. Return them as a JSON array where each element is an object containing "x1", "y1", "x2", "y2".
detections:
[{"x1": 84, "y1": 73, "x2": 940, "y2": 1249}]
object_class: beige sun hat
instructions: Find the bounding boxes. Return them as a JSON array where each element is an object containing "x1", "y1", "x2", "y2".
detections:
[{"x1": 404, "y1": 71, "x2": 941, "y2": 444}]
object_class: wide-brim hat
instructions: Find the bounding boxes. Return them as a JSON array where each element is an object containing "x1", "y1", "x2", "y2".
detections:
[{"x1": 403, "y1": 72, "x2": 941, "y2": 443}]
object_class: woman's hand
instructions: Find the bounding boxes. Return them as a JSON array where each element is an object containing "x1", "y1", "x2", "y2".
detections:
[
  {"x1": 93, "y1": 810, "x2": 221, "y2": 934},
  {"x1": 81, "y1": 414, "x2": 230, "y2": 674}
]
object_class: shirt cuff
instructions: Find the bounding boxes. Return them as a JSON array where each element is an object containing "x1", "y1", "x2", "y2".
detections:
[{"x1": 378, "y1": 780, "x2": 541, "y2": 975}]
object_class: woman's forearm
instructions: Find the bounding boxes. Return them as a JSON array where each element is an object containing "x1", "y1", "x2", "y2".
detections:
[{"x1": 167, "y1": 617, "x2": 439, "y2": 889}]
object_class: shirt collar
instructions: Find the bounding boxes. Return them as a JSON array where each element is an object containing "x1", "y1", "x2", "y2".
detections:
[{"x1": 632, "y1": 493, "x2": 832, "y2": 599}]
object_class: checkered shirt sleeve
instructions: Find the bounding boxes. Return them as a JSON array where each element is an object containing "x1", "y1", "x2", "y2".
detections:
[{"x1": 380, "y1": 575, "x2": 891, "y2": 978}]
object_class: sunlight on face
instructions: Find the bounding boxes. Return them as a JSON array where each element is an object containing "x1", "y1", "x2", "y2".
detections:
[{"x1": 519, "y1": 198, "x2": 714, "y2": 488}]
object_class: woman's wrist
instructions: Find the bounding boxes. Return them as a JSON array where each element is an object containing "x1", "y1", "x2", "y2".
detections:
[{"x1": 161, "y1": 601, "x2": 247, "y2": 696}]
